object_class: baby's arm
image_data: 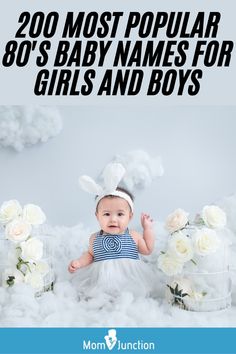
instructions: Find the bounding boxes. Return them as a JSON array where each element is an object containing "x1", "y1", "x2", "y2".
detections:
[
  {"x1": 131, "y1": 213, "x2": 155, "y2": 255},
  {"x1": 68, "y1": 233, "x2": 95, "y2": 273}
]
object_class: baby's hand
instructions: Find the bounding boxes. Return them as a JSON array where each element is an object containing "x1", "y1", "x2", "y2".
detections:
[
  {"x1": 68, "y1": 260, "x2": 80, "y2": 273},
  {"x1": 141, "y1": 213, "x2": 153, "y2": 230}
]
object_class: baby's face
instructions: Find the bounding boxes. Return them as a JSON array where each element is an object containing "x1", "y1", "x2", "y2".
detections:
[{"x1": 96, "y1": 197, "x2": 133, "y2": 234}]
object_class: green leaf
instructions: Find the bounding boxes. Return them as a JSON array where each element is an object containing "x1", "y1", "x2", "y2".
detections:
[
  {"x1": 6, "y1": 276, "x2": 15, "y2": 287},
  {"x1": 167, "y1": 284, "x2": 175, "y2": 295},
  {"x1": 181, "y1": 293, "x2": 189, "y2": 298},
  {"x1": 191, "y1": 259, "x2": 197, "y2": 265}
]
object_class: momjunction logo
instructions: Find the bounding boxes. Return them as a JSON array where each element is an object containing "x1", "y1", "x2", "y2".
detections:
[{"x1": 83, "y1": 329, "x2": 155, "y2": 351}]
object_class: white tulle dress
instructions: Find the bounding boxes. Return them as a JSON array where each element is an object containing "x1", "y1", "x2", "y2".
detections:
[{"x1": 72, "y1": 229, "x2": 157, "y2": 298}]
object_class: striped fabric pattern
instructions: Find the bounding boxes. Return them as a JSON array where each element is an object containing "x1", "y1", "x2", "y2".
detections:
[{"x1": 93, "y1": 229, "x2": 139, "y2": 262}]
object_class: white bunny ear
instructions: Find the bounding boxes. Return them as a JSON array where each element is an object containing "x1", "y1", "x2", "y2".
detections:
[
  {"x1": 102, "y1": 163, "x2": 126, "y2": 193},
  {"x1": 79, "y1": 175, "x2": 103, "y2": 195}
]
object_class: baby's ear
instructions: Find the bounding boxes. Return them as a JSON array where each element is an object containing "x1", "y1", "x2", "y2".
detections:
[{"x1": 129, "y1": 212, "x2": 133, "y2": 220}]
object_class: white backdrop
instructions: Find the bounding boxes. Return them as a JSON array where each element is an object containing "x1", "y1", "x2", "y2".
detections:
[{"x1": 0, "y1": 105, "x2": 235, "y2": 227}]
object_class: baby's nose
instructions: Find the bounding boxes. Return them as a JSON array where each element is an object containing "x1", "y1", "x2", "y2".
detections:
[{"x1": 110, "y1": 214, "x2": 117, "y2": 222}]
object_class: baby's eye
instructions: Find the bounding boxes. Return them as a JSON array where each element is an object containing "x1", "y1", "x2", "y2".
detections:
[
  {"x1": 103, "y1": 213, "x2": 110, "y2": 216},
  {"x1": 118, "y1": 213, "x2": 124, "y2": 217}
]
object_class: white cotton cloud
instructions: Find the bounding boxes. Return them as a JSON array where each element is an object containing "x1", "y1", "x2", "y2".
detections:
[
  {"x1": 112, "y1": 150, "x2": 164, "y2": 192},
  {"x1": 0, "y1": 106, "x2": 63, "y2": 152}
]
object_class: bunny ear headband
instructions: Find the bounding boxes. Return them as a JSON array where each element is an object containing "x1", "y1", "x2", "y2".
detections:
[{"x1": 79, "y1": 163, "x2": 134, "y2": 212}]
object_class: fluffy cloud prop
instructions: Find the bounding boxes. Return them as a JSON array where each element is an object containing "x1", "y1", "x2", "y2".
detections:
[
  {"x1": 0, "y1": 106, "x2": 63, "y2": 152},
  {"x1": 112, "y1": 150, "x2": 164, "y2": 192}
]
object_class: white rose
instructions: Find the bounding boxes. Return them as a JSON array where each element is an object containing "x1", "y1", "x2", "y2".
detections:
[
  {"x1": 24, "y1": 271, "x2": 44, "y2": 289},
  {"x1": 22, "y1": 204, "x2": 46, "y2": 225},
  {"x1": 191, "y1": 291, "x2": 204, "y2": 301},
  {"x1": 0, "y1": 200, "x2": 22, "y2": 224},
  {"x1": 5, "y1": 218, "x2": 32, "y2": 243},
  {"x1": 183, "y1": 291, "x2": 205, "y2": 311},
  {"x1": 31, "y1": 261, "x2": 49, "y2": 276},
  {"x1": 165, "y1": 209, "x2": 189, "y2": 233},
  {"x1": 20, "y1": 238, "x2": 43, "y2": 262},
  {"x1": 192, "y1": 228, "x2": 220, "y2": 256},
  {"x1": 158, "y1": 252, "x2": 184, "y2": 276},
  {"x1": 202, "y1": 205, "x2": 227, "y2": 229},
  {"x1": 3, "y1": 268, "x2": 24, "y2": 287},
  {"x1": 168, "y1": 231, "x2": 194, "y2": 262}
]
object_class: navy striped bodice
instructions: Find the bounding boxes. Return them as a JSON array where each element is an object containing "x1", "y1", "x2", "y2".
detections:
[{"x1": 93, "y1": 229, "x2": 139, "y2": 262}]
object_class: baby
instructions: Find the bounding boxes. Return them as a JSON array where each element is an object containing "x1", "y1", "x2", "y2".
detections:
[{"x1": 68, "y1": 163, "x2": 156, "y2": 296}]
